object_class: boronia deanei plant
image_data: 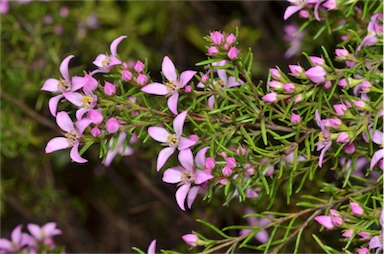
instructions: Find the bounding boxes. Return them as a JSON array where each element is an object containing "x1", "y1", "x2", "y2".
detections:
[{"x1": 1, "y1": 0, "x2": 382, "y2": 253}]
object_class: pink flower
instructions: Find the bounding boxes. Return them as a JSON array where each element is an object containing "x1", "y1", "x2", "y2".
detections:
[
  {"x1": 162, "y1": 148, "x2": 213, "y2": 210},
  {"x1": 289, "y1": 65, "x2": 305, "y2": 78},
  {"x1": 335, "y1": 48, "x2": 350, "y2": 60},
  {"x1": 262, "y1": 92, "x2": 278, "y2": 103},
  {"x1": 0, "y1": 225, "x2": 31, "y2": 252},
  {"x1": 349, "y1": 202, "x2": 364, "y2": 216},
  {"x1": 45, "y1": 111, "x2": 91, "y2": 163},
  {"x1": 92, "y1": 35, "x2": 126, "y2": 72},
  {"x1": 336, "y1": 132, "x2": 350, "y2": 143},
  {"x1": 122, "y1": 70, "x2": 132, "y2": 81},
  {"x1": 141, "y1": 56, "x2": 196, "y2": 115},
  {"x1": 136, "y1": 74, "x2": 148, "y2": 85},
  {"x1": 27, "y1": 222, "x2": 62, "y2": 242},
  {"x1": 105, "y1": 118, "x2": 120, "y2": 134},
  {"x1": 104, "y1": 81, "x2": 116, "y2": 96},
  {"x1": 227, "y1": 47, "x2": 239, "y2": 60},
  {"x1": 134, "y1": 60, "x2": 145, "y2": 73},
  {"x1": 323, "y1": 0, "x2": 336, "y2": 10},
  {"x1": 283, "y1": 83, "x2": 295, "y2": 93},
  {"x1": 284, "y1": 0, "x2": 307, "y2": 20},
  {"x1": 104, "y1": 132, "x2": 134, "y2": 166},
  {"x1": 148, "y1": 111, "x2": 197, "y2": 171},
  {"x1": 64, "y1": 87, "x2": 98, "y2": 121},
  {"x1": 305, "y1": 66, "x2": 327, "y2": 83},
  {"x1": 369, "y1": 235, "x2": 383, "y2": 253},
  {"x1": 315, "y1": 110, "x2": 332, "y2": 167},
  {"x1": 239, "y1": 208, "x2": 271, "y2": 243},
  {"x1": 291, "y1": 113, "x2": 301, "y2": 124},
  {"x1": 207, "y1": 46, "x2": 219, "y2": 55},
  {"x1": 210, "y1": 31, "x2": 224, "y2": 45},
  {"x1": 270, "y1": 68, "x2": 282, "y2": 80},
  {"x1": 88, "y1": 109, "x2": 103, "y2": 125},
  {"x1": 310, "y1": 56, "x2": 325, "y2": 66},
  {"x1": 91, "y1": 127, "x2": 101, "y2": 137},
  {"x1": 333, "y1": 104, "x2": 347, "y2": 116},
  {"x1": 182, "y1": 234, "x2": 199, "y2": 247},
  {"x1": 41, "y1": 55, "x2": 85, "y2": 116},
  {"x1": 369, "y1": 128, "x2": 384, "y2": 169}
]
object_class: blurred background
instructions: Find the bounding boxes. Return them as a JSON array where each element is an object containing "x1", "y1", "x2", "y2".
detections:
[{"x1": 1, "y1": 1, "x2": 332, "y2": 252}]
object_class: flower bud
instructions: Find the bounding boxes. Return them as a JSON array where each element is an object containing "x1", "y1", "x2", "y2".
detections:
[
  {"x1": 137, "y1": 74, "x2": 148, "y2": 85},
  {"x1": 305, "y1": 66, "x2": 326, "y2": 83},
  {"x1": 359, "y1": 81, "x2": 372, "y2": 93},
  {"x1": 270, "y1": 68, "x2": 282, "y2": 80},
  {"x1": 268, "y1": 81, "x2": 283, "y2": 90},
  {"x1": 358, "y1": 248, "x2": 370, "y2": 254},
  {"x1": 134, "y1": 60, "x2": 145, "y2": 73},
  {"x1": 184, "y1": 85, "x2": 192, "y2": 93},
  {"x1": 283, "y1": 83, "x2": 295, "y2": 93},
  {"x1": 262, "y1": 92, "x2": 278, "y2": 103},
  {"x1": 291, "y1": 113, "x2": 301, "y2": 124},
  {"x1": 222, "y1": 166, "x2": 232, "y2": 176},
  {"x1": 227, "y1": 47, "x2": 239, "y2": 60},
  {"x1": 338, "y1": 78, "x2": 348, "y2": 88},
  {"x1": 104, "y1": 81, "x2": 116, "y2": 96},
  {"x1": 91, "y1": 127, "x2": 101, "y2": 137},
  {"x1": 289, "y1": 65, "x2": 305, "y2": 77},
  {"x1": 335, "y1": 48, "x2": 349, "y2": 60},
  {"x1": 208, "y1": 46, "x2": 219, "y2": 55},
  {"x1": 342, "y1": 229, "x2": 353, "y2": 238},
  {"x1": 226, "y1": 33, "x2": 236, "y2": 45},
  {"x1": 323, "y1": 0, "x2": 336, "y2": 10},
  {"x1": 353, "y1": 100, "x2": 366, "y2": 110},
  {"x1": 210, "y1": 31, "x2": 224, "y2": 45},
  {"x1": 226, "y1": 157, "x2": 237, "y2": 168},
  {"x1": 205, "y1": 158, "x2": 216, "y2": 170},
  {"x1": 299, "y1": 10, "x2": 309, "y2": 18},
  {"x1": 182, "y1": 234, "x2": 199, "y2": 247},
  {"x1": 349, "y1": 202, "x2": 364, "y2": 216},
  {"x1": 324, "y1": 81, "x2": 332, "y2": 89},
  {"x1": 310, "y1": 56, "x2": 325, "y2": 66},
  {"x1": 333, "y1": 104, "x2": 347, "y2": 116},
  {"x1": 344, "y1": 143, "x2": 355, "y2": 154},
  {"x1": 188, "y1": 134, "x2": 199, "y2": 142},
  {"x1": 106, "y1": 118, "x2": 120, "y2": 134},
  {"x1": 336, "y1": 132, "x2": 350, "y2": 143},
  {"x1": 201, "y1": 73, "x2": 209, "y2": 83},
  {"x1": 89, "y1": 109, "x2": 103, "y2": 125},
  {"x1": 122, "y1": 70, "x2": 132, "y2": 81}
]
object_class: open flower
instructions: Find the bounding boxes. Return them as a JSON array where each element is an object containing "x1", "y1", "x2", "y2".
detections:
[
  {"x1": 27, "y1": 222, "x2": 62, "y2": 242},
  {"x1": 162, "y1": 148, "x2": 213, "y2": 210},
  {"x1": 141, "y1": 56, "x2": 196, "y2": 115},
  {"x1": 104, "y1": 132, "x2": 134, "y2": 167},
  {"x1": 93, "y1": 35, "x2": 126, "y2": 72},
  {"x1": 0, "y1": 225, "x2": 32, "y2": 253},
  {"x1": 41, "y1": 55, "x2": 85, "y2": 116},
  {"x1": 239, "y1": 208, "x2": 272, "y2": 243},
  {"x1": 45, "y1": 111, "x2": 92, "y2": 163},
  {"x1": 148, "y1": 111, "x2": 197, "y2": 171}
]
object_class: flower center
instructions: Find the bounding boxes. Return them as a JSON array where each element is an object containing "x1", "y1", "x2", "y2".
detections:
[
  {"x1": 165, "y1": 81, "x2": 178, "y2": 94},
  {"x1": 319, "y1": 133, "x2": 324, "y2": 142},
  {"x1": 81, "y1": 95, "x2": 94, "y2": 108},
  {"x1": 167, "y1": 134, "x2": 179, "y2": 147},
  {"x1": 214, "y1": 80, "x2": 225, "y2": 89},
  {"x1": 102, "y1": 57, "x2": 110, "y2": 68},
  {"x1": 65, "y1": 131, "x2": 80, "y2": 145},
  {"x1": 181, "y1": 169, "x2": 195, "y2": 184},
  {"x1": 57, "y1": 79, "x2": 71, "y2": 92}
]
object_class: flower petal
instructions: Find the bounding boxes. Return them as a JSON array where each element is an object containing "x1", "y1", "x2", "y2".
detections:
[
  {"x1": 70, "y1": 143, "x2": 87, "y2": 163},
  {"x1": 195, "y1": 146, "x2": 209, "y2": 169},
  {"x1": 157, "y1": 147, "x2": 175, "y2": 171},
  {"x1": 194, "y1": 169, "x2": 213, "y2": 185},
  {"x1": 11, "y1": 225, "x2": 23, "y2": 245},
  {"x1": 370, "y1": 148, "x2": 384, "y2": 169},
  {"x1": 162, "y1": 167, "x2": 183, "y2": 183},
  {"x1": 179, "y1": 70, "x2": 196, "y2": 87},
  {"x1": 178, "y1": 137, "x2": 197, "y2": 150},
  {"x1": 162, "y1": 56, "x2": 177, "y2": 81},
  {"x1": 208, "y1": 95, "x2": 215, "y2": 108},
  {"x1": 0, "y1": 239, "x2": 12, "y2": 251},
  {"x1": 255, "y1": 230, "x2": 269, "y2": 244},
  {"x1": 93, "y1": 54, "x2": 107, "y2": 68},
  {"x1": 167, "y1": 92, "x2": 179, "y2": 115},
  {"x1": 175, "y1": 183, "x2": 190, "y2": 211},
  {"x1": 48, "y1": 94, "x2": 64, "y2": 117},
  {"x1": 314, "y1": 216, "x2": 334, "y2": 230},
  {"x1": 284, "y1": 5, "x2": 303, "y2": 20},
  {"x1": 71, "y1": 76, "x2": 87, "y2": 92},
  {"x1": 178, "y1": 149, "x2": 194, "y2": 171},
  {"x1": 173, "y1": 111, "x2": 187, "y2": 137},
  {"x1": 148, "y1": 127, "x2": 169, "y2": 143},
  {"x1": 187, "y1": 186, "x2": 200, "y2": 209},
  {"x1": 75, "y1": 118, "x2": 92, "y2": 134},
  {"x1": 27, "y1": 224, "x2": 42, "y2": 241},
  {"x1": 147, "y1": 240, "x2": 156, "y2": 254},
  {"x1": 41, "y1": 222, "x2": 57, "y2": 236},
  {"x1": 141, "y1": 83, "x2": 168, "y2": 95},
  {"x1": 59, "y1": 55, "x2": 74, "y2": 82},
  {"x1": 56, "y1": 111, "x2": 75, "y2": 132},
  {"x1": 110, "y1": 35, "x2": 127, "y2": 56},
  {"x1": 227, "y1": 76, "x2": 243, "y2": 88},
  {"x1": 64, "y1": 92, "x2": 83, "y2": 107},
  {"x1": 217, "y1": 69, "x2": 227, "y2": 83},
  {"x1": 45, "y1": 137, "x2": 72, "y2": 153},
  {"x1": 41, "y1": 78, "x2": 59, "y2": 92}
]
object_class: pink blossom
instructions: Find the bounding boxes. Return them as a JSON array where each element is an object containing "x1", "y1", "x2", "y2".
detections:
[
  {"x1": 369, "y1": 128, "x2": 384, "y2": 169},
  {"x1": 344, "y1": 143, "x2": 355, "y2": 154},
  {"x1": 0, "y1": 225, "x2": 31, "y2": 252},
  {"x1": 92, "y1": 35, "x2": 126, "y2": 72},
  {"x1": 270, "y1": 68, "x2": 282, "y2": 80},
  {"x1": 207, "y1": 46, "x2": 219, "y2": 55},
  {"x1": 41, "y1": 55, "x2": 85, "y2": 116},
  {"x1": 335, "y1": 48, "x2": 349, "y2": 60},
  {"x1": 226, "y1": 33, "x2": 236, "y2": 45},
  {"x1": 323, "y1": 0, "x2": 336, "y2": 10},
  {"x1": 283, "y1": 83, "x2": 295, "y2": 93},
  {"x1": 88, "y1": 109, "x2": 103, "y2": 125},
  {"x1": 262, "y1": 92, "x2": 278, "y2": 103},
  {"x1": 289, "y1": 65, "x2": 305, "y2": 78},
  {"x1": 358, "y1": 248, "x2": 370, "y2": 254},
  {"x1": 27, "y1": 222, "x2": 62, "y2": 242},
  {"x1": 134, "y1": 60, "x2": 145, "y2": 73},
  {"x1": 291, "y1": 113, "x2": 301, "y2": 124},
  {"x1": 91, "y1": 127, "x2": 101, "y2": 137},
  {"x1": 333, "y1": 104, "x2": 347, "y2": 116},
  {"x1": 162, "y1": 148, "x2": 213, "y2": 210},
  {"x1": 305, "y1": 66, "x2": 327, "y2": 83},
  {"x1": 122, "y1": 70, "x2": 132, "y2": 81},
  {"x1": 148, "y1": 111, "x2": 197, "y2": 171},
  {"x1": 136, "y1": 74, "x2": 148, "y2": 85},
  {"x1": 369, "y1": 235, "x2": 383, "y2": 253},
  {"x1": 104, "y1": 81, "x2": 116, "y2": 96},
  {"x1": 239, "y1": 208, "x2": 271, "y2": 243},
  {"x1": 227, "y1": 47, "x2": 239, "y2": 60},
  {"x1": 310, "y1": 56, "x2": 325, "y2": 66},
  {"x1": 105, "y1": 118, "x2": 120, "y2": 134},
  {"x1": 182, "y1": 234, "x2": 199, "y2": 247},
  {"x1": 104, "y1": 132, "x2": 134, "y2": 166},
  {"x1": 349, "y1": 202, "x2": 364, "y2": 216},
  {"x1": 64, "y1": 87, "x2": 98, "y2": 121},
  {"x1": 336, "y1": 132, "x2": 350, "y2": 143},
  {"x1": 284, "y1": 0, "x2": 307, "y2": 20},
  {"x1": 141, "y1": 56, "x2": 196, "y2": 115},
  {"x1": 210, "y1": 31, "x2": 224, "y2": 45},
  {"x1": 45, "y1": 111, "x2": 91, "y2": 163}
]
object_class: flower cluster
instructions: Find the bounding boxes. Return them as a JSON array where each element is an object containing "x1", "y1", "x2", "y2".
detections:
[{"x1": 206, "y1": 31, "x2": 239, "y2": 60}]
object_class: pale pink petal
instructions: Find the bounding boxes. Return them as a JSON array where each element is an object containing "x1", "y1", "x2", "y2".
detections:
[
  {"x1": 122, "y1": 146, "x2": 134, "y2": 156},
  {"x1": 173, "y1": 111, "x2": 187, "y2": 137},
  {"x1": 75, "y1": 118, "x2": 92, "y2": 134},
  {"x1": 141, "y1": 83, "x2": 168, "y2": 95},
  {"x1": 162, "y1": 56, "x2": 177, "y2": 82},
  {"x1": 11, "y1": 225, "x2": 23, "y2": 245},
  {"x1": 179, "y1": 70, "x2": 196, "y2": 87},
  {"x1": 147, "y1": 240, "x2": 156, "y2": 254},
  {"x1": 176, "y1": 183, "x2": 190, "y2": 211},
  {"x1": 104, "y1": 150, "x2": 118, "y2": 167},
  {"x1": 27, "y1": 224, "x2": 42, "y2": 241},
  {"x1": 48, "y1": 94, "x2": 64, "y2": 117},
  {"x1": 64, "y1": 92, "x2": 83, "y2": 107},
  {"x1": 70, "y1": 143, "x2": 87, "y2": 163},
  {"x1": 42, "y1": 78, "x2": 60, "y2": 92},
  {"x1": 109, "y1": 55, "x2": 122, "y2": 67},
  {"x1": 178, "y1": 149, "x2": 194, "y2": 171},
  {"x1": 284, "y1": 5, "x2": 303, "y2": 20},
  {"x1": 59, "y1": 55, "x2": 74, "y2": 82},
  {"x1": 255, "y1": 229, "x2": 269, "y2": 244},
  {"x1": 369, "y1": 236, "x2": 381, "y2": 249},
  {"x1": 92, "y1": 54, "x2": 108, "y2": 68},
  {"x1": 227, "y1": 76, "x2": 243, "y2": 88},
  {"x1": 162, "y1": 167, "x2": 183, "y2": 183},
  {"x1": 370, "y1": 149, "x2": 384, "y2": 169},
  {"x1": 110, "y1": 35, "x2": 127, "y2": 56},
  {"x1": 148, "y1": 127, "x2": 169, "y2": 143},
  {"x1": 167, "y1": 92, "x2": 179, "y2": 115},
  {"x1": 208, "y1": 95, "x2": 215, "y2": 108},
  {"x1": 217, "y1": 69, "x2": 227, "y2": 83},
  {"x1": 157, "y1": 147, "x2": 175, "y2": 171},
  {"x1": 194, "y1": 169, "x2": 213, "y2": 184},
  {"x1": 187, "y1": 186, "x2": 200, "y2": 209},
  {"x1": 178, "y1": 137, "x2": 197, "y2": 150},
  {"x1": 314, "y1": 216, "x2": 334, "y2": 230},
  {"x1": 76, "y1": 108, "x2": 88, "y2": 121},
  {"x1": 56, "y1": 111, "x2": 75, "y2": 132},
  {"x1": 0, "y1": 239, "x2": 12, "y2": 251},
  {"x1": 71, "y1": 76, "x2": 87, "y2": 92},
  {"x1": 195, "y1": 146, "x2": 209, "y2": 168},
  {"x1": 45, "y1": 137, "x2": 72, "y2": 153},
  {"x1": 41, "y1": 223, "x2": 57, "y2": 236},
  {"x1": 371, "y1": 129, "x2": 383, "y2": 145}
]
